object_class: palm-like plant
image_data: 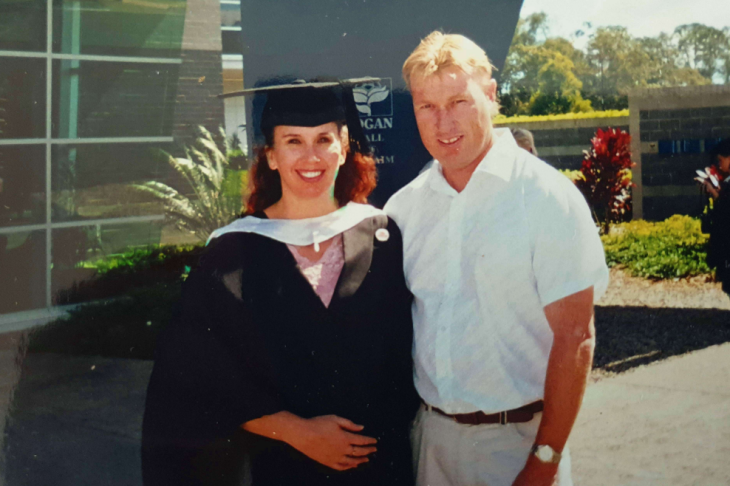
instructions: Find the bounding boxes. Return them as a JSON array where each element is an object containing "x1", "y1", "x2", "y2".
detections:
[{"x1": 134, "y1": 127, "x2": 247, "y2": 242}]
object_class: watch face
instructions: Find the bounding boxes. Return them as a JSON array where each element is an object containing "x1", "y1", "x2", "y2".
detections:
[
  {"x1": 536, "y1": 446, "x2": 554, "y2": 462},
  {"x1": 535, "y1": 445, "x2": 560, "y2": 464}
]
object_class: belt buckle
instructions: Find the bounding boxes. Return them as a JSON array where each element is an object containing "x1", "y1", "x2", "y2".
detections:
[{"x1": 499, "y1": 411, "x2": 507, "y2": 425}]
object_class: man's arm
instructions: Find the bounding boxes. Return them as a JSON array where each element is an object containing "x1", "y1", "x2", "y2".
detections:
[{"x1": 512, "y1": 285, "x2": 595, "y2": 486}]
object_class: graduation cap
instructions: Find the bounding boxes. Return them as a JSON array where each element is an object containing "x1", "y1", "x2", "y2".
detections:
[{"x1": 219, "y1": 77, "x2": 379, "y2": 155}]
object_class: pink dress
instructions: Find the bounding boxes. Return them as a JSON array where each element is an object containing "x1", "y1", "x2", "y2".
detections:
[{"x1": 287, "y1": 234, "x2": 345, "y2": 308}]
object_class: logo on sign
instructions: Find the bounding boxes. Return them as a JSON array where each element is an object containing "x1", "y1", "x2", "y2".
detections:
[{"x1": 353, "y1": 79, "x2": 393, "y2": 117}]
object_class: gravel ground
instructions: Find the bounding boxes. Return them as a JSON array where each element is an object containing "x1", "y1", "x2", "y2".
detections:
[
  {"x1": 593, "y1": 268, "x2": 730, "y2": 377},
  {"x1": 598, "y1": 268, "x2": 730, "y2": 310}
]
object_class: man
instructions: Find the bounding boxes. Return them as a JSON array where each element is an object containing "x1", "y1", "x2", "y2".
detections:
[
  {"x1": 510, "y1": 127, "x2": 539, "y2": 156},
  {"x1": 384, "y1": 31, "x2": 609, "y2": 486}
]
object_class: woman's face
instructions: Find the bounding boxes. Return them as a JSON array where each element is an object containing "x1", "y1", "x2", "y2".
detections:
[
  {"x1": 718, "y1": 155, "x2": 730, "y2": 176},
  {"x1": 266, "y1": 122, "x2": 347, "y2": 201}
]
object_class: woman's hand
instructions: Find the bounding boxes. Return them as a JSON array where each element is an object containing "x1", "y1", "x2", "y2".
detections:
[
  {"x1": 242, "y1": 412, "x2": 377, "y2": 471},
  {"x1": 287, "y1": 415, "x2": 378, "y2": 471}
]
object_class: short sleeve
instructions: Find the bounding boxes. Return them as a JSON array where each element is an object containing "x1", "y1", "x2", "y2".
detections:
[
  {"x1": 384, "y1": 191, "x2": 408, "y2": 230},
  {"x1": 527, "y1": 176, "x2": 609, "y2": 307}
]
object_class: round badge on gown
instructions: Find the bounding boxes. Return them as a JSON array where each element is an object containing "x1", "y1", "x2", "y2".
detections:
[{"x1": 375, "y1": 228, "x2": 390, "y2": 242}]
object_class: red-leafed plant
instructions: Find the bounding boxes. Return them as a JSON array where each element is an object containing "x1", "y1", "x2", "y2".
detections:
[{"x1": 575, "y1": 128, "x2": 635, "y2": 234}]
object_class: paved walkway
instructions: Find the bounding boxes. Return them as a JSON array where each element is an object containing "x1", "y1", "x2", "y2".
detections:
[
  {"x1": 571, "y1": 342, "x2": 730, "y2": 486},
  {"x1": 3, "y1": 354, "x2": 152, "y2": 486},
  {"x1": 2, "y1": 343, "x2": 729, "y2": 485}
]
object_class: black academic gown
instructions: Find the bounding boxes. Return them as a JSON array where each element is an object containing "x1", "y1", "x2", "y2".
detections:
[
  {"x1": 141, "y1": 214, "x2": 418, "y2": 486},
  {"x1": 707, "y1": 180, "x2": 730, "y2": 293}
]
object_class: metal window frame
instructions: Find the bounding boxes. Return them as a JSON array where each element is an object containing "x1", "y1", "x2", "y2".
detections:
[{"x1": 0, "y1": 0, "x2": 182, "y2": 319}]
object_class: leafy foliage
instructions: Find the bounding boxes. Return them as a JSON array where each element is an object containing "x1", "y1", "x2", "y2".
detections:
[
  {"x1": 134, "y1": 127, "x2": 248, "y2": 242},
  {"x1": 602, "y1": 216, "x2": 712, "y2": 279},
  {"x1": 575, "y1": 128, "x2": 634, "y2": 234},
  {"x1": 501, "y1": 15, "x2": 593, "y2": 116},
  {"x1": 33, "y1": 243, "x2": 206, "y2": 358},
  {"x1": 77, "y1": 244, "x2": 202, "y2": 275},
  {"x1": 58, "y1": 244, "x2": 203, "y2": 305},
  {"x1": 558, "y1": 169, "x2": 584, "y2": 183},
  {"x1": 500, "y1": 13, "x2": 721, "y2": 116},
  {"x1": 493, "y1": 109, "x2": 628, "y2": 125},
  {"x1": 675, "y1": 23, "x2": 730, "y2": 83}
]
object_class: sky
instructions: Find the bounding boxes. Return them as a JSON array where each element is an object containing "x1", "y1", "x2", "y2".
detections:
[{"x1": 520, "y1": 0, "x2": 730, "y2": 47}]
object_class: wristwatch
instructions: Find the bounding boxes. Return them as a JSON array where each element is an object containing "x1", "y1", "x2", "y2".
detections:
[{"x1": 531, "y1": 444, "x2": 562, "y2": 464}]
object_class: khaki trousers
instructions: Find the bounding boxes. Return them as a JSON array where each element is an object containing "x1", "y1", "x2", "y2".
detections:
[{"x1": 411, "y1": 405, "x2": 573, "y2": 486}]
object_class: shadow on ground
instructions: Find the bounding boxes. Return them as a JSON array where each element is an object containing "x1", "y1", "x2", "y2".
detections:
[
  {"x1": 594, "y1": 305, "x2": 730, "y2": 374},
  {"x1": 3, "y1": 305, "x2": 730, "y2": 485}
]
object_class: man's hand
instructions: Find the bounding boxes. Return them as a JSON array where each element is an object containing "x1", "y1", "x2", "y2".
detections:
[
  {"x1": 287, "y1": 415, "x2": 378, "y2": 471},
  {"x1": 512, "y1": 456, "x2": 559, "y2": 486}
]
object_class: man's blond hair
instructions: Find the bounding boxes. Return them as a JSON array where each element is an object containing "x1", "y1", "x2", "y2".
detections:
[{"x1": 402, "y1": 31, "x2": 496, "y2": 90}]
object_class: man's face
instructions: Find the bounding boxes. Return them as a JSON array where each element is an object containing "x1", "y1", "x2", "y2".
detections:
[{"x1": 410, "y1": 66, "x2": 497, "y2": 178}]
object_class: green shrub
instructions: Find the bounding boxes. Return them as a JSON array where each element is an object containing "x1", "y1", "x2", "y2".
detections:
[
  {"x1": 57, "y1": 244, "x2": 203, "y2": 306},
  {"x1": 35, "y1": 244, "x2": 206, "y2": 358},
  {"x1": 78, "y1": 244, "x2": 202, "y2": 276},
  {"x1": 493, "y1": 109, "x2": 629, "y2": 125},
  {"x1": 601, "y1": 215, "x2": 712, "y2": 279},
  {"x1": 29, "y1": 281, "x2": 182, "y2": 360}
]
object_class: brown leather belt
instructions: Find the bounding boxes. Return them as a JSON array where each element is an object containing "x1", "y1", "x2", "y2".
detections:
[{"x1": 423, "y1": 400, "x2": 544, "y2": 426}]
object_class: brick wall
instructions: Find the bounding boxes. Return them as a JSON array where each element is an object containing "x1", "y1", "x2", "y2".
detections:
[
  {"x1": 629, "y1": 86, "x2": 730, "y2": 220},
  {"x1": 172, "y1": 0, "x2": 225, "y2": 145},
  {"x1": 172, "y1": 49, "x2": 226, "y2": 145},
  {"x1": 494, "y1": 117, "x2": 630, "y2": 171}
]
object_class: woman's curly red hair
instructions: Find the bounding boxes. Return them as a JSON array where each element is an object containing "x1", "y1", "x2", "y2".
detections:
[{"x1": 245, "y1": 126, "x2": 377, "y2": 214}]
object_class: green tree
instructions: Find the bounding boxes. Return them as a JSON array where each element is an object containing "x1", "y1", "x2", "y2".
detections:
[
  {"x1": 675, "y1": 23, "x2": 730, "y2": 81},
  {"x1": 582, "y1": 27, "x2": 648, "y2": 109},
  {"x1": 501, "y1": 14, "x2": 591, "y2": 116},
  {"x1": 638, "y1": 33, "x2": 709, "y2": 87},
  {"x1": 500, "y1": 13, "x2": 722, "y2": 116}
]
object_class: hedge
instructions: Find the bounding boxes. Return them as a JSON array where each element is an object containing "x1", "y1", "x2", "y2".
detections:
[
  {"x1": 601, "y1": 215, "x2": 712, "y2": 280},
  {"x1": 493, "y1": 109, "x2": 630, "y2": 125}
]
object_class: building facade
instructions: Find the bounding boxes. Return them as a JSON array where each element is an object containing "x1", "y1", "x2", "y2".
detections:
[{"x1": 0, "y1": 0, "x2": 229, "y2": 326}]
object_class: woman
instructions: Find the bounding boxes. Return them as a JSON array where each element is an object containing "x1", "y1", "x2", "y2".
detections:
[
  {"x1": 703, "y1": 139, "x2": 730, "y2": 294},
  {"x1": 141, "y1": 80, "x2": 418, "y2": 486}
]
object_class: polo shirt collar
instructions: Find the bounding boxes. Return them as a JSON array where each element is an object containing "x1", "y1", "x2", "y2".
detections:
[{"x1": 428, "y1": 127, "x2": 518, "y2": 194}]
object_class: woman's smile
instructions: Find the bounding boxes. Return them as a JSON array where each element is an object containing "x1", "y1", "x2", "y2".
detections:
[{"x1": 297, "y1": 170, "x2": 326, "y2": 181}]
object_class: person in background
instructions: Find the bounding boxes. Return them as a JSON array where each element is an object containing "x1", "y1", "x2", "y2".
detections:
[
  {"x1": 385, "y1": 31, "x2": 609, "y2": 486},
  {"x1": 510, "y1": 127, "x2": 538, "y2": 156},
  {"x1": 702, "y1": 138, "x2": 730, "y2": 294}
]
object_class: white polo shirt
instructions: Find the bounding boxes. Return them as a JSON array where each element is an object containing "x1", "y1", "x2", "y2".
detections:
[{"x1": 384, "y1": 128, "x2": 609, "y2": 414}]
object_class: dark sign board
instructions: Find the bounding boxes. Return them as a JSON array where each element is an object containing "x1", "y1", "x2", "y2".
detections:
[{"x1": 240, "y1": 0, "x2": 524, "y2": 206}]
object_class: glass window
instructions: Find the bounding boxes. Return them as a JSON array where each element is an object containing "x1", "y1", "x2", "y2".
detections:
[
  {"x1": 52, "y1": 221, "x2": 163, "y2": 305},
  {"x1": 51, "y1": 60, "x2": 179, "y2": 139},
  {"x1": 222, "y1": 30, "x2": 242, "y2": 55},
  {"x1": 51, "y1": 143, "x2": 175, "y2": 222},
  {"x1": 220, "y1": 3, "x2": 241, "y2": 28},
  {"x1": 0, "y1": 145, "x2": 46, "y2": 227},
  {"x1": 52, "y1": 0, "x2": 186, "y2": 58},
  {"x1": 0, "y1": 57, "x2": 47, "y2": 139},
  {"x1": 0, "y1": 229, "x2": 46, "y2": 315},
  {"x1": 0, "y1": 0, "x2": 47, "y2": 52}
]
